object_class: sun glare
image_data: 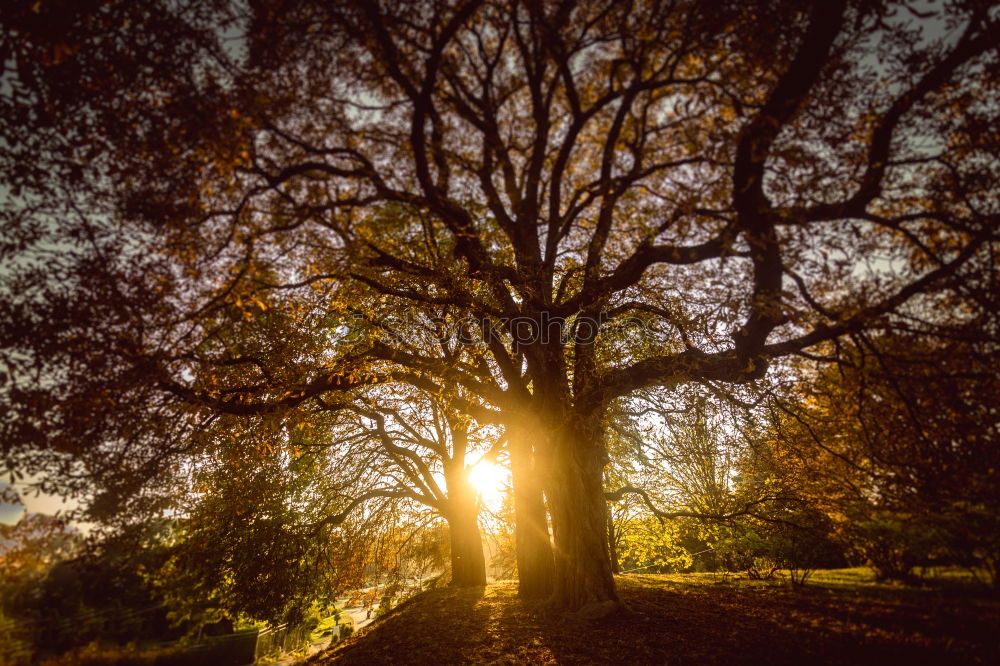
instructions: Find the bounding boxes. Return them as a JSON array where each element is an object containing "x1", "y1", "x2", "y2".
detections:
[{"x1": 467, "y1": 460, "x2": 508, "y2": 508}]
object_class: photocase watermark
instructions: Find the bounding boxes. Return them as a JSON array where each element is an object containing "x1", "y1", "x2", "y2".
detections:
[{"x1": 333, "y1": 308, "x2": 656, "y2": 350}]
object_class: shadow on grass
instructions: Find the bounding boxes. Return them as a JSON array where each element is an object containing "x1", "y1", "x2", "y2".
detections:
[
  {"x1": 313, "y1": 575, "x2": 1000, "y2": 665},
  {"x1": 615, "y1": 574, "x2": 1000, "y2": 665},
  {"x1": 315, "y1": 585, "x2": 487, "y2": 665}
]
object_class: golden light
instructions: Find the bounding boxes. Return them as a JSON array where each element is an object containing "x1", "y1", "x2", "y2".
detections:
[{"x1": 467, "y1": 460, "x2": 508, "y2": 509}]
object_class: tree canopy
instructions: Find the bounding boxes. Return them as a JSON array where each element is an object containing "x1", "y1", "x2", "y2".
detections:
[{"x1": 1, "y1": 0, "x2": 997, "y2": 615}]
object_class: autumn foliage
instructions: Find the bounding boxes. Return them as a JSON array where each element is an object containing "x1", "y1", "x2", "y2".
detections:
[{"x1": 1, "y1": 0, "x2": 998, "y2": 632}]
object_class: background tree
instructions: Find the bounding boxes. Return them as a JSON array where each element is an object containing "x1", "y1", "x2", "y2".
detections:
[
  {"x1": 147, "y1": 380, "x2": 500, "y2": 625},
  {"x1": 605, "y1": 387, "x2": 814, "y2": 576},
  {"x1": 0, "y1": 516, "x2": 196, "y2": 662},
  {"x1": 764, "y1": 328, "x2": 1000, "y2": 584}
]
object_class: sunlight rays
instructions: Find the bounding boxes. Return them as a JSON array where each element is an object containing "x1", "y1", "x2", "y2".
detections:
[{"x1": 468, "y1": 461, "x2": 509, "y2": 510}]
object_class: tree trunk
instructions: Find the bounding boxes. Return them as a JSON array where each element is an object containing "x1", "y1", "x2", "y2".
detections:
[
  {"x1": 607, "y1": 507, "x2": 621, "y2": 575},
  {"x1": 442, "y1": 453, "x2": 486, "y2": 587},
  {"x1": 544, "y1": 420, "x2": 621, "y2": 616},
  {"x1": 509, "y1": 432, "x2": 554, "y2": 599},
  {"x1": 447, "y1": 499, "x2": 486, "y2": 586}
]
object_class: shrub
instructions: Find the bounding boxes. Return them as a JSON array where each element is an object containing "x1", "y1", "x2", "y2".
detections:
[
  {"x1": 849, "y1": 515, "x2": 940, "y2": 584},
  {"x1": 934, "y1": 502, "x2": 1000, "y2": 589},
  {"x1": 714, "y1": 510, "x2": 845, "y2": 585}
]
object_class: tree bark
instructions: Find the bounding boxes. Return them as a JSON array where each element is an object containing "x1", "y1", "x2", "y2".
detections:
[
  {"x1": 509, "y1": 431, "x2": 554, "y2": 599},
  {"x1": 607, "y1": 507, "x2": 621, "y2": 575},
  {"x1": 544, "y1": 419, "x2": 621, "y2": 616},
  {"x1": 443, "y1": 451, "x2": 486, "y2": 587},
  {"x1": 446, "y1": 499, "x2": 486, "y2": 586}
]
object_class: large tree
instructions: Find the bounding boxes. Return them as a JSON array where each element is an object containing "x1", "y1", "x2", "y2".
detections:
[{"x1": 2, "y1": 0, "x2": 997, "y2": 614}]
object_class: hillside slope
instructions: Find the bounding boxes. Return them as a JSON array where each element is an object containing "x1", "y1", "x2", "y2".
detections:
[{"x1": 312, "y1": 574, "x2": 999, "y2": 665}]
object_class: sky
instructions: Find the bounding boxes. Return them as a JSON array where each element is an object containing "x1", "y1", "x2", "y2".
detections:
[{"x1": 0, "y1": 481, "x2": 78, "y2": 525}]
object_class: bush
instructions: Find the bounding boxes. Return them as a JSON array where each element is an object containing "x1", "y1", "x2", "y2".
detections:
[
  {"x1": 934, "y1": 502, "x2": 1000, "y2": 589},
  {"x1": 715, "y1": 510, "x2": 845, "y2": 585},
  {"x1": 771, "y1": 513, "x2": 845, "y2": 587},
  {"x1": 374, "y1": 595, "x2": 394, "y2": 620},
  {"x1": 36, "y1": 641, "x2": 178, "y2": 666},
  {"x1": 0, "y1": 619, "x2": 34, "y2": 666},
  {"x1": 849, "y1": 515, "x2": 940, "y2": 583}
]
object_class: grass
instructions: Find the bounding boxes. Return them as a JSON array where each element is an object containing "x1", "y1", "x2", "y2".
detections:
[
  {"x1": 648, "y1": 567, "x2": 989, "y2": 599},
  {"x1": 310, "y1": 569, "x2": 1000, "y2": 665},
  {"x1": 310, "y1": 612, "x2": 353, "y2": 645}
]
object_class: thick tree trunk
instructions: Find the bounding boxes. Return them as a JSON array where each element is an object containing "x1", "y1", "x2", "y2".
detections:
[
  {"x1": 544, "y1": 420, "x2": 621, "y2": 616},
  {"x1": 443, "y1": 454, "x2": 486, "y2": 587},
  {"x1": 509, "y1": 433, "x2": 554, "y2": 599},
  {"x1": 447, "y1": 500, "x2": 486, "y2": 586}
]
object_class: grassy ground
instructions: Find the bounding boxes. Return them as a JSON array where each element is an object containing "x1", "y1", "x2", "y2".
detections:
[
  {"x1": 310, "y1": 569, "x2": 999, "y2": 665},
  {"x1": 310, "y1": 612, "x2": 353, "y2": 645}
]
